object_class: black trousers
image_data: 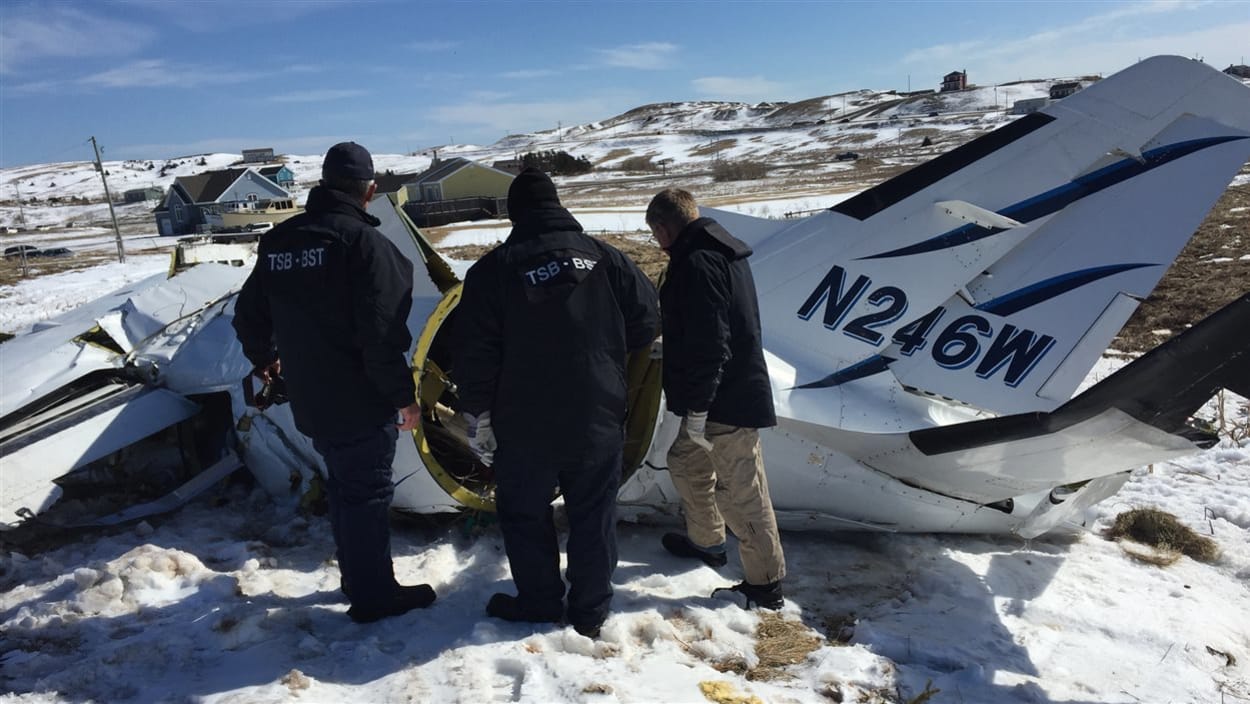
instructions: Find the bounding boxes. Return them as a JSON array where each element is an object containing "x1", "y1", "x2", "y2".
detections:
[
  {"x1": 313, "y1": 424, "x2": 399, "y2": 609},
  {"x1": 494, "y1": 444, "x2": 622, "y2": 629}
]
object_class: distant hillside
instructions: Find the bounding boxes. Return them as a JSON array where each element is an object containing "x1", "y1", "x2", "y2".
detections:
[{"x1": 0, "y1": 76, "x2": 1081, "y2": 195}]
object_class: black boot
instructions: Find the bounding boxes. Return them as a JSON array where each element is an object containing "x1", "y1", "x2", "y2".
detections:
[
  {"x1": 661, "y1": 533, "x2": 728, "y2": 568},
  {"x1": 572, "y1": 620, "x2": 603, "y2": 638},
  {"x1": 711, "y1": 580, "x2": 783, "y2": 610},
  {"x1": 485, "y1": 593, "x2": 563, "y2": 624},
  {"x1": 348, "y1": 584, "x2": 437, "y2": 623}
]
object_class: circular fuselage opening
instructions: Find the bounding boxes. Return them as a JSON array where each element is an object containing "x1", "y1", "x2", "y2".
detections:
[{"x1": 410, "y1": 284, "x2": 662, "y2": 512}]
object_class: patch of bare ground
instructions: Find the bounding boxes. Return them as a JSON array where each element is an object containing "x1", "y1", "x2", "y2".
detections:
[
  {"x1": 688, "y1": 139, "x2": 739, "y2": 157},
  {"x1": 901, "y1": 128, "x2": 942, "y2": 141},
  {"x1": 0, "y1": 251, "x2": 134, "y2": 288},
  {"x1": 596, "y1": 148, "x2": 633, "y2": 165},
  {"x1": 1113, "y1": 182, "x2": 1250, "y2": 354}
]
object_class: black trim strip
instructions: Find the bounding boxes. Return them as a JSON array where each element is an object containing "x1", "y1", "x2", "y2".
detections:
[
  {"x1": 793, "y1": 354, "x2": 893, "y2": 390},
  {"x1": 910, "y1": 291, "x2": 1250, "y2": 455},
  {"x1": 832, "y1": 113, "x2": 1056, "y2": 221}
]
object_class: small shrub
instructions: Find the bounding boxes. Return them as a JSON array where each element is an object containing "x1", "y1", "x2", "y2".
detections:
[
  {"x1": 520, "y1": 149, "x2": 592, "y2": 176},
  {"x1": 619, "y1": 155, "x2": 657, "y2": 172},
  {"x1": 712, "y1": 159, "x2": 767, "y2": 182}
]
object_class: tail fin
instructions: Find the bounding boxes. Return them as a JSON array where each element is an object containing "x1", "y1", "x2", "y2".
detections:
[{"x1": 745, "y1": 56, "x2": 1250, "y2": 415}]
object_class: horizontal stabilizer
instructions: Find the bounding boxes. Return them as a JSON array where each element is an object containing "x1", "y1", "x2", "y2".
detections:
[
  {"x1": 697, "y1": 207, "x2": 798, "y2": 250},
  {"x1": 935, "y1": 200, "x2": 1024, "y2": 230}
]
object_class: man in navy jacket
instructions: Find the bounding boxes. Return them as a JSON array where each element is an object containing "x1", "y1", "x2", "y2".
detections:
[
  {"x1": 233, "y1": 142, "x2": 436, "y2": 623},
  {"x1": 456, "y1": 168, "x2": 659, "y2": 637}
]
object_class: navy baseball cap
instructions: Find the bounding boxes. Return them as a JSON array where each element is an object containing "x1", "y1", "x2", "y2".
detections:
[{"x1": 322, "y1": 141, "x2": 375, "y2": 180}]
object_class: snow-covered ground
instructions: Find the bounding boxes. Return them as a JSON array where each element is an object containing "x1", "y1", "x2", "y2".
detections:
[{"x1": 2, "y1": 243, "x2": 1248, "y2": 704}]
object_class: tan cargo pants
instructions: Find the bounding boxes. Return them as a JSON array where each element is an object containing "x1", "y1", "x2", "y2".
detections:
[{"x1": 667, "y1": 419, "x2": 786, "y2": 585}]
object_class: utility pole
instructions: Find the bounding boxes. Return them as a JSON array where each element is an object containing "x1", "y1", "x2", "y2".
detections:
[
  {"x1": 14, "y1": 181, "x2": 26, "y2": 227},
  {"x1": 90, "y1": 136, "x2": 125, "y2": 263}
]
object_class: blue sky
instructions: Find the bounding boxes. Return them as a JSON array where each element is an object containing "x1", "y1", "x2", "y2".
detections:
[{"x1": 1, "y1": 0, "x2": 1247, "y2": 167}]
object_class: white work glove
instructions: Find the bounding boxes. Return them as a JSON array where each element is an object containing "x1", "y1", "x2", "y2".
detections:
[
  {"x1": 463, "y1": 411, "x2": 497, "y2": 466},
  {"x1": 649, "y1": 337, "x2": 663, "y2": 360},
  {"x1": 686, "y1": 410, "x2": 713, "y2": 451}
]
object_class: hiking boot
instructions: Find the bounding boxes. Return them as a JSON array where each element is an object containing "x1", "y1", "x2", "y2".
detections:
[
  {"x1": 711, "y1": 580, "x2": 784, "y2": 610},
  {"x1": 662, "y1": 532, "x2": 728, "y2": 568},
  {"x1": 572, "y1": 620, "x2": 603, "y2": 638},
  {"x1": 485, "y1": 593, "x2": 563, "y2": 624},
  {"x1": 348, "y1": 583, "x2": 437, "y2": 623}
]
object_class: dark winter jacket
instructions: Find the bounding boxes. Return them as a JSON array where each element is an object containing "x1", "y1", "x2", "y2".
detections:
[
  {"x1": 660, "y1": 217, "x2": 776, "y2": 428},
  {"x1": 454, "y1": 207, "x2": 659, "y2": 463},
  {"x1": 232, "y1": 185, "x2": 416, "y2": 440}
]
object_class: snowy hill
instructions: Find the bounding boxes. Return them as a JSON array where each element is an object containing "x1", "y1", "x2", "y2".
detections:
[{"x1": 0, "y1": 74, "x2": 1076, "y2": 231}]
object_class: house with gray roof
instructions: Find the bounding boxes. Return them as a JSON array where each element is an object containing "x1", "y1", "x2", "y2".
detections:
[
  {"x1": 155, "y1": 167, "x2": 290, "y2": 236},
  {"x1": 258, "y1": 164, "x2": 296, "y2": 189}
]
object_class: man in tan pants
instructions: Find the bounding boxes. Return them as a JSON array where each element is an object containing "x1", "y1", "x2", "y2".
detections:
[{"x1": 646, "y1": 187, "x2": 786, "y2": 609}]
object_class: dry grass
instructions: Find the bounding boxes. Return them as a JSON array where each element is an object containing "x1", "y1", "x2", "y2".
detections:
[
  {"x1": 1105, "y1": 507, "x2": 1220, "y2": 563},
  {"x1": 0, "y1": 251, "x2": 127, "y2": 288},
  {"x1": 596, "y1": 148, "x2": 633, "y2": 165},
  {"x1": 906, "y1": 681, "x2": 942, "y2": 704},
  {"x1": 697, "y1": 681, "x2": 764, "y2": 704},
  {"x1": 901, "y1": 128, "x2": 942, "y2": 141},
  {"x1": 712, "y1": 160, "x2": 768, "y2": 182},
  {"x1": 712, "y1": 612, "x2": 825, "y2": 682},
  {"x1": 746, "y1": 612, "x2": 824, "y2": 681},
  {"x1": 619, "y1": 155, "x2": 659, "y2": 172}
]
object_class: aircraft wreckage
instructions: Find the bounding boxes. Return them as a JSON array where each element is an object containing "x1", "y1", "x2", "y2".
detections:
[{"x1": 3, "y1": 56, "x2": 1249, "y2": 538}]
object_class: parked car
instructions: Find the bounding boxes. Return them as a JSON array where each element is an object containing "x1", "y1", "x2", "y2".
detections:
[
  {"x1": 3, "y1": 245, "x2": 42, "y2": 260},
  {"x1": 41, "y1": 247, "x2": 72, "y2": 257},
  {"x1": 835, "y1": 151, "x2": 860, "y2": 161}
]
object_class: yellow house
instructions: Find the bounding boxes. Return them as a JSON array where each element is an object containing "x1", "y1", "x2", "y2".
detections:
[
  {"x1": 399, "y1": 158, "x2": 517, "y2": 227},
  {"x1": 408, "y1": 157, "x2": 514, "y2": 203}
]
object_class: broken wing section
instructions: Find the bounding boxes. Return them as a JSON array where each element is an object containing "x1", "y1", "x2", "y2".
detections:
[
  {"x1": 0, "y1": 385, "x2": 200, "y2": 527},
  {"x1": 0, "y1": 262, "x2": 252, "y2": 528}
]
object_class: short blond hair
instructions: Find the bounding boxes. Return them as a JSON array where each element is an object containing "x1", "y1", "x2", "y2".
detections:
[{"x1": 646, "y1": 188, "x2": 699, "y2": 230}]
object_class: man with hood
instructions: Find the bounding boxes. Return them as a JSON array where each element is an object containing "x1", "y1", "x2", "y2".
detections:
[
  {"x1": 455, "y1": 167, "x2": 659, "y2": 637},
  {"x1": 645, "y1": 187, "x2": 786, "y2": 609},
  {"x1": 233, "y1": 141, "x2": 436, "y2": 623}
]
